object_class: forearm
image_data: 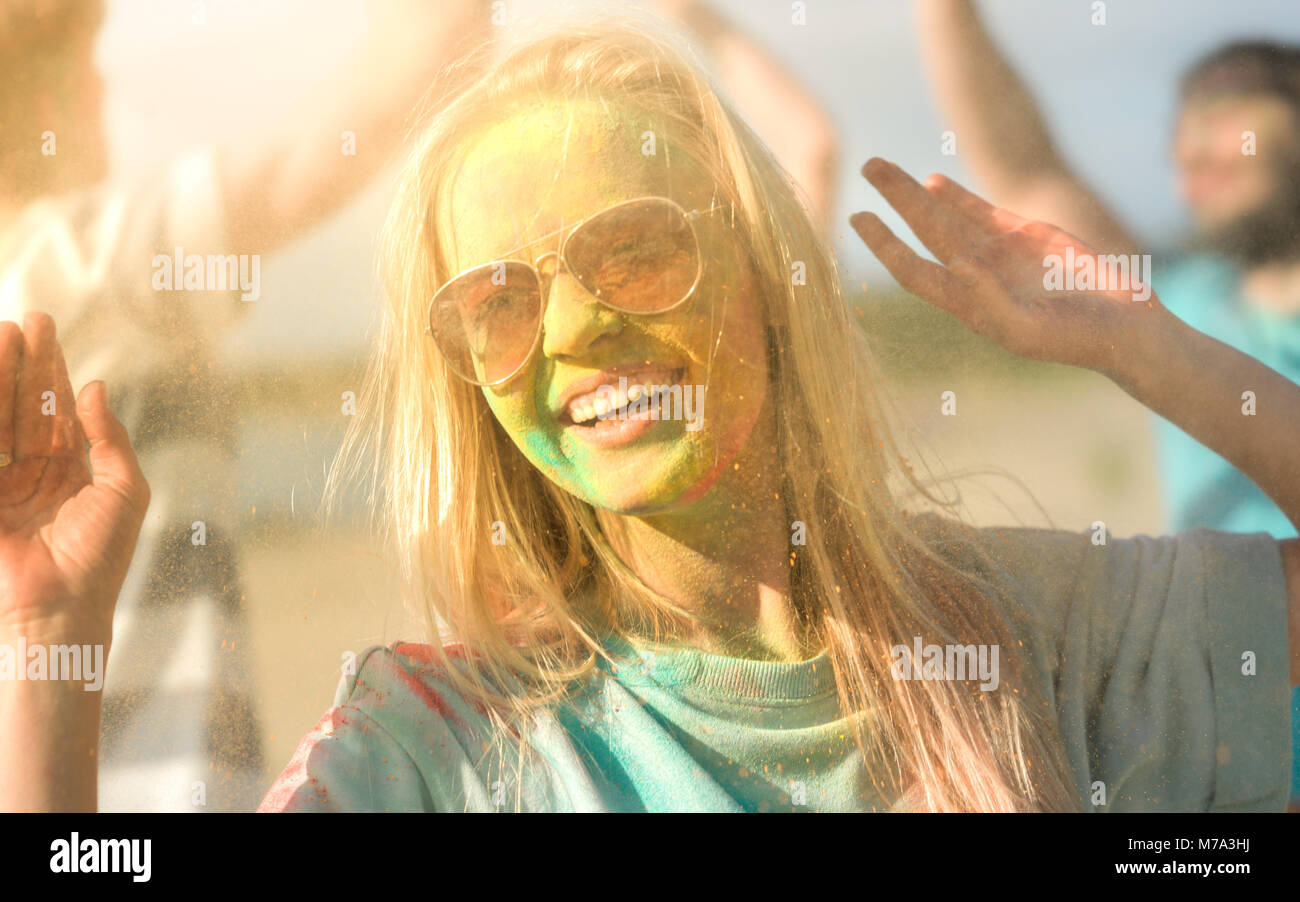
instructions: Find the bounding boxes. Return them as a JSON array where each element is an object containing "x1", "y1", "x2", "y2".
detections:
[
  {"x1": 672, "y1": 1, "x2": 838, "y2": 230},
  {"x1": 917, "y1": 1, "x2": 1139, "y2": 256},
  {"x1": 1109, "y1": 305, "x2": 1300, "y2": 534},
  {"x1": 222, "y1": 1, "x2": 491, "y2": 255},
  {"x1": 0, "y1": 621, "x2": 109, "y2": 811},
  {"x1": 916, "y1": 0, "x2": 1065, "y2": 197}
]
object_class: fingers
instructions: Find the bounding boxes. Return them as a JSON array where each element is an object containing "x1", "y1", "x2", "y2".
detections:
[
  {"x1": 850, "y1": 211, "x2": 966, "y2": 316},
  {"x1": 851, "y1": 210, "x2": 1028, "y2": 347},
  {"x1": 76, "y1": 380, "x2": 150, "y2": 513},
  {"x1": 860, "y1": 158, "x2": 984, "y2": 264},
  {"x1": 0, "y1": 322, "x2": 21, "y2": 467},
  {"x1": 922, "y1": 173, "x2": 1031, "y2": 235},
  {"x1": 14, "y1": 311, "x2": 83, "y2": 462}
]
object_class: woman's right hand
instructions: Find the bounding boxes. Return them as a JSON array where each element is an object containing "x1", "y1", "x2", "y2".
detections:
[{"x1": 0, "y1": 311, "x2": 149, "y2": 649}]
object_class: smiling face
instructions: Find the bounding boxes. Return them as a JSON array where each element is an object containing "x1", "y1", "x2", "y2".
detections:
[{"x1": 434, "y1": 99, "x2": 770, "y2": 514}]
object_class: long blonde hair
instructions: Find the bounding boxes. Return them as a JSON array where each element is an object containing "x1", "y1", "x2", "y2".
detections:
[{"x1": 328, "y1": 10, "x2": 1082, "y2": 812}]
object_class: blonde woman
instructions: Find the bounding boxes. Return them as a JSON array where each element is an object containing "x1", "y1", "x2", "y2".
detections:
[{"x1": 3, "y1": 15, "x2": 1294, "y2": 812}]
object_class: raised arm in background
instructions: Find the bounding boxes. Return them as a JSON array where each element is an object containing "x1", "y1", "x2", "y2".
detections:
[
  {"x1": 0, "y1": 1, "x2": 494, "y2": 253},
  {"x1": 220, "y1": 0, "x2": 493, "y2": 255},
  {"x1": 653, "y1": 0, "x2": 840, "y2": 234},
  {"x1": 915, "y1": 0, "x2": 1140, "y2": 257}
]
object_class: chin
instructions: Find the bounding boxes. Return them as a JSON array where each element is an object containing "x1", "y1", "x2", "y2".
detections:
[
  {"x1": 583, "y1": 472, "x2": 702, "y2": 516},
  {"x1": 592, "y1": 493, "x2": 680, "y2": 517},
  {"x1": 578, "y1": 450, "x2": 724, "y2": 515},
  {"x1": 1195, "y1": 201, "x2": 1262, "y2": 233}
]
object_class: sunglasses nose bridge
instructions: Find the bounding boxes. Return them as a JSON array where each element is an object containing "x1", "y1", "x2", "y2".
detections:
[
  {"x1": 537, "y1": 258, "x2": 624, "y2": 361},
  {"x1": 532, "y1": 250, "x2": 561, "y2": 292},
  {"x1": 532, "y1": 249, "x2": 570, "y2": 312}
]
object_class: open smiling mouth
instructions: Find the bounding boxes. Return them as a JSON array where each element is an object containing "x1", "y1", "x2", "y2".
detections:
[{"x1": 558, "y1": 366, "x2": 687, "y2": 438}]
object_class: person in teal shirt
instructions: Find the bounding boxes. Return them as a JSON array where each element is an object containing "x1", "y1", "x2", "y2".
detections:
[{"x1": 1153, "y1": 256, "x2": 1300, "y2": 540}]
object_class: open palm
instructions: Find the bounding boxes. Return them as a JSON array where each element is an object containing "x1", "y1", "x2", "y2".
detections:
[
  {"x1": 0, "y1": 312, "x2": 149, "y2": 639},
  {"x1": 851, "y1": 158, "x2": 1161, "y2": 373}
]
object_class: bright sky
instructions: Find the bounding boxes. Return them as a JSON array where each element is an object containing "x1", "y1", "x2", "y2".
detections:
[{"x1": 96, "y1": 0, "x2": 1300, "y2": 362}]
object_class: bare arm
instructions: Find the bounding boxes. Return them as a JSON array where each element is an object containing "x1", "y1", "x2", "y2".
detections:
[
  {"x1": 655, "y1": 0, "x2": 839, "y2": 234},
  {"x1": 220, "y1": 0, "x2": 492, "y2": 256},
  {"x1": 915, "y1": 0, "x2": 1140, "y2": 257}
]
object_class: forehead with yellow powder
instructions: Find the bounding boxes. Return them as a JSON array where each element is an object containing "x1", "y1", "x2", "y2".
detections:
[{"x1": 435, "y1": 98, "x2": 719, "y2": 278}]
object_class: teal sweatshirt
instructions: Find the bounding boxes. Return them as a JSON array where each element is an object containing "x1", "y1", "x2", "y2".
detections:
[{"x1": 259, "y1": 520, "x2": 1292, "y2": 812}]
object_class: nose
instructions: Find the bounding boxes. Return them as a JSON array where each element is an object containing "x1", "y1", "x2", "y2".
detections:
[
  {"x1": 1174, "y1": 129, "x2": 1213, "y2": 168},
  {"x1": 538, "y1": 252, "x2": 623, "y2": 360}
]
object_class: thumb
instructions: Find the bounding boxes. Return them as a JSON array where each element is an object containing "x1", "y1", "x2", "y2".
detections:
[{"x1": 75, "y1": 381, "x2": 149, "y2": 512}]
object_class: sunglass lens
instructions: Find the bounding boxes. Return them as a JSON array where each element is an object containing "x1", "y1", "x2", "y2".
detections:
[
  {"x1": 564, "y1": 199, "x2": 701, "y2": 313},
  {"x1": 429, "y1": 261, "x2": 541, "y2": 384}
]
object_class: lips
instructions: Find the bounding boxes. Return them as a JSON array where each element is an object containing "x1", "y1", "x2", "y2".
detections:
[{"x1": 553, "y1": 364, "x2": 684, "y2": 426}]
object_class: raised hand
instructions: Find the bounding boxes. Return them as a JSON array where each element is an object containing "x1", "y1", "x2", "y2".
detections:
[
  {"x1": 0, "y1": 311, "x2": 149, "y2": 642},
  {"x1": 850, "y1": 157, "x2": 1161, "y2": 373},
  {"x1": 0, "y1": 312, "x2": 149, "y2": 812}
]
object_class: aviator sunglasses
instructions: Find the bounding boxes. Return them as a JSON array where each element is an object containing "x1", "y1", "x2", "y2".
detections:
[{"x1": 426, "y1": 195, "x2": 729, "y2": 386}]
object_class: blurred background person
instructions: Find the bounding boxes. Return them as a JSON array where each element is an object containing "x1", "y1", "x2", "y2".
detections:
[
  {"x1": 916, "y1": 0, "x2": 1300, "y2": 808},
  {"x1": 0, "y1": 0, "x2": 490, "y2": 810}
]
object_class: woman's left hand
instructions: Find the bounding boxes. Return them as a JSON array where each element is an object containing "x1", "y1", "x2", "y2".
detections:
[{"x1": 851, "y1": 157, "x2": 1163, "y2": 374}]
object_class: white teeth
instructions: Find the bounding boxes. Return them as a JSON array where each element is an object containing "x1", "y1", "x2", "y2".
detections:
[{"x1": 565, "y1": 368, "x2": 679, "y2": 425}]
